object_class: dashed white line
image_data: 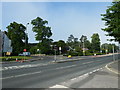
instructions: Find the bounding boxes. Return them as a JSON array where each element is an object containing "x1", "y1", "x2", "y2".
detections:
[
  {"x1": 83, "y1": 61, "x2": 94, "y2": 64},
  {"x1": 49, "y1": 84, "x2": 68, "y2": 88},
  {"x1": 49, "y1": 67, "x2": 103, "y2": 88},
  {"x1": 1, "y1": 71, "x2": 42, "y2": 80},
  {"x1": 56, "y1": 65, "x2": 76, "y2": 70}
]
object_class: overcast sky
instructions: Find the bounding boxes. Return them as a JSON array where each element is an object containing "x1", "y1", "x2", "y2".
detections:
[{"x1": 1, "y1": 0, "x2": 118, "y2": 45}]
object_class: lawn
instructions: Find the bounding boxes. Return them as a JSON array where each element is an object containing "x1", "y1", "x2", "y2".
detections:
[{"x1": 0, "y1": 56, "x2": 32, "y2": 62}]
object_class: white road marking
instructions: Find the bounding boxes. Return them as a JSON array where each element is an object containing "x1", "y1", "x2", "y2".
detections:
[
  {"x1": 83, "y1": 61, "x2": 94, "y2": 64},
  {"x1": 50, "y1": 67, "x2": 103, "y2": 88},
  {"x1": 56, "y1": 65, "x2": 76, "y2": 70},
  {"x1": 1, "y1": 71, "x2": 42, "y2": 80},
  {"x1": 105, "y1": 61, "x2": 119, "y2": 75},
  {"x1": 2, "y1": 63, "x2": 49, "y2": 71},
  {"x1": 49, "y1": 84, "x2": 68, "y2": 88}
]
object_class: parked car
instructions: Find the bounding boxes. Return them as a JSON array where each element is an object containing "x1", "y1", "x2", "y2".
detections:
[{"x1": 18, "y1": 52, "x2": 31, "y2": 56}]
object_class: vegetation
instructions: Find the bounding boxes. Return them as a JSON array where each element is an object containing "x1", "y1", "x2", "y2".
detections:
[
  {"x1": 31, "y1": 17, "x2": 53, "y2": 54},
  {"x1": 101, "y1": 1, "x2": 120, "y2": 43},
  {"x1": 91, "y1": 33, "x2": 101, "y2": 53},
  {"x1": 101, "y1": 43, "x2": 119, "y2": 53},
  {"x1": 0, "y1": 56, "x2": 31, "y2": 62},
  {"x1": 2, "y1": 12, "x2": 119, "y2": 57},
  {"x1": 6, "y1": 22, "x2": 29, "y2": 55}
]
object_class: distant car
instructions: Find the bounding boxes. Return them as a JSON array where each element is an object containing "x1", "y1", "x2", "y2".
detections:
[{"x1": 19, "y1": 52, "x2": 31, "y2": 56}]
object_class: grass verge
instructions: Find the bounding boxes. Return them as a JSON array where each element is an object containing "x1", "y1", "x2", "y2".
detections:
[{"x1": 0, "y1": 56, "x2": 32, "y2": 62}]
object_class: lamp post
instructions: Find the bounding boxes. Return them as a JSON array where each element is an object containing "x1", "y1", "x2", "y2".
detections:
[
  {"x1": 24, "y1": 23, "x2": 29, "y2": 60},
  {"x1": 25, "y1": 23, "x2": 29, "y2": 50}
]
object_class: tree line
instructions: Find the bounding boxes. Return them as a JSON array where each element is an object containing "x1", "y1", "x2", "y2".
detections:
[{"x1": 2, "y1": 1, "x2": 120, "y2": 56}]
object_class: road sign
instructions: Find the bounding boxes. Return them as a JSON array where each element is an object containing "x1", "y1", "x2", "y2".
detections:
[
  {"x1": 59, "y1": 47, "x2": 61, "y2": 51},
  {"x1": 6, "y1": 52, "x2": 11, "y2": 55},
  {"x1": 23, "y1": 49, "x2": 26, "y2": 52}
]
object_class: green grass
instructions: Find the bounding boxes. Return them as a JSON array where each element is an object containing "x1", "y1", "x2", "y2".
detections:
[{"x1": 0, "y1": 56, "x2": 32, "y2": 62}]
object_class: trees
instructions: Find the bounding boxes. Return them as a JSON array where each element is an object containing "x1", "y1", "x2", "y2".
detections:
[
  {"x1": 91, "y1": 33, "x2": 101, "y2": 53},
  {"x1": 79, "y1": 35, "x2": 91, "y2": 50},
  {"x1": 31, "y1": 17, "x2": 53, "y2": 54},
  {"x1": 31, "y1": 17, "x2": 52, "y2": 42},
  {"x1": 101, "y1": 1, "x2": 120, "y2": 43},
  {"x1": 67, "y1": 34, "x2": 79, "y2": 50},
  {"x1": 101, "y1": 43, "x2": 119, "y2": 53},
  {"x1": 6, "y1": 22, "x2": 28, "y2": 55},
  {"x1": 53, "y1": 40, "x2": 68, "y2": 54}
]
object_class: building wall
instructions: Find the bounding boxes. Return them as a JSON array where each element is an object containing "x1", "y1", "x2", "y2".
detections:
[
  {"x1": 0, "y1": 31, "x2": 12, "y2": 53},
  {"x1": 0, "y1": 31, "x2": 3, "y2": 56}
]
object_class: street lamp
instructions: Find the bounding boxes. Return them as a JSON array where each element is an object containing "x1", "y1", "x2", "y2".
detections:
[
  {"x1": 25, "y1": 23, "x2": 29, "y2": 50},
  {"x1": 24, "y1": 23, "x2": 29, "y2": 60}
]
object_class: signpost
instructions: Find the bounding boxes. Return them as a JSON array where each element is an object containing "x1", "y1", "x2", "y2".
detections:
[
  {"x1": 23, "y1": 49, "x2": 26, "y2": 61},
  {"x1": 112, "y1": 45, "x2": 115, "y2": 61},
  {"x1": 59, "y1": 47, "x2": 61, "y2": 55},
  {"x1": 54, "y1": 45, "x2": 57, "y2": 62}
]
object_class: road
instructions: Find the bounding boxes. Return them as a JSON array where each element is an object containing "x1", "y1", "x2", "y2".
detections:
[{"x1": 1, "y1": 55, "x2": 119, "y2": 88}]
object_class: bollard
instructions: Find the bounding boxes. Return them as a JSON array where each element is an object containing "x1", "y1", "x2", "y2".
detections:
[
  {"x1": 16, "y1": 58, "x2": 18, "y2": 62},
  {"x1": 21, "y1": 59, "x2": 24, "y2": 63}
]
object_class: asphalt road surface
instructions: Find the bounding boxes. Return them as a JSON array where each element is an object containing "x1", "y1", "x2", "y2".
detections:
[{"x1": 1, "y1": 55, "x2": 119, "y2": 88}]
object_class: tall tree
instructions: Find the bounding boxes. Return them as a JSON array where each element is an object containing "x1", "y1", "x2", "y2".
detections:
[
  {"x1": 91, "y1": 33, "x2": 101, "y2": 53},
  {"x1": 6, "y1": 22, "x2": 28, "y2": 55},
  {"x1": 67, "y1": 34, "x2": 79, "y2": 50},
  {"x1": 79, "y1": 35, "x2": 91, "y2": 50},
  {"x1": 101, "y1": 1, "x2": 120, "y2": 43},
  {"x1": 31, "y1": 17, "x2": 53, "y2": 54},
  {"x1": 67, "y1": 34, "x2": 74, "y2": 43}
]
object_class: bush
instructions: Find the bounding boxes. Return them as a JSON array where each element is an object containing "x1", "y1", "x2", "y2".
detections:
[{"x1": 85, "y1": 50, "x2": 93, "y2": 56}]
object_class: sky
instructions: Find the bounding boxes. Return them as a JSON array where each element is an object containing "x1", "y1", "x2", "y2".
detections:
[{"x1": 1, "y1": 0, "x2": 118, "y2": 45}]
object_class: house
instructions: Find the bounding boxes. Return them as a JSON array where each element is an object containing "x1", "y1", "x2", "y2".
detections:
[{"x1": 0, "y1": 31, "x2": 12, "y2": 55}]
